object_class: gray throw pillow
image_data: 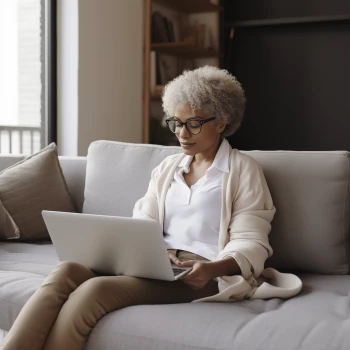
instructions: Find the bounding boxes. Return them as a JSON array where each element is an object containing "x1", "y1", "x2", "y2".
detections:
[{"x1": 0, "y1": 143, "x2": 76, "y2": 240}]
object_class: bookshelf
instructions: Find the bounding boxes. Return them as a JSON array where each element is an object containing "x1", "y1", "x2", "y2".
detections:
[
  {"x1": 144, "y1": 0, "x2": 222, "y2": 145},
  {"x1": 151, "y1": 42, "x2": 218, "y2": 58},
  {"x1": 153, "y1": 0, "x2": 221, "y2": 13}
]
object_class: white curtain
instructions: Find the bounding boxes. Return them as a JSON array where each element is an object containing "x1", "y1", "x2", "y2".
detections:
[
  {"x1": 18, "y1": 0, "x2": 42, "y2": 128},
  {"x1": 0, "y1": 0, "x2": 42, "y2": 154}
]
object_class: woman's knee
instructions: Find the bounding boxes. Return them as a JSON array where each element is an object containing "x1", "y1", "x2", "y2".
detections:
[
  {"x1": 69, "y1": 276, "x2": 136, "y2": 308},
  {"x1": 64, "y1": 278, "x2": 113, "y2": 317},
  {"x1": 70, "y1": 277, "x2": 111, "y2": 300},
  {"x1": 42, "y1": 261, "x2": 94, "y2": 291},
  {"x1": 54, "y1": 261, "x2": 92, "y2": 277}
]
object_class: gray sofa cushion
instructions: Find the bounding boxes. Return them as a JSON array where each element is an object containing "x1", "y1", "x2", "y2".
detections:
[
  {"x1": 83, "y1": 141, "x2": 350, "y2": 274},
  {"x1": 243, "y1": 150, "x2": 350, "y2": 275},
  {"x1": 0, "y1": 242, "x2": 57, "y2": 331},
  {"x1": 1, "y1": 242, "x2": 350, "y2": 350},
  {"x1": 83, "y1": 141, "x2": 182, "y2": 217},
  {"x1": 59, "y1": 157, "x2": 87, "y2": 213}
]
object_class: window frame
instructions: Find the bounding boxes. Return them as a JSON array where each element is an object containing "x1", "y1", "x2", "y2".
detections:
[{"x1": 45, "y1": 0, "x2": 57, "y2": 145}]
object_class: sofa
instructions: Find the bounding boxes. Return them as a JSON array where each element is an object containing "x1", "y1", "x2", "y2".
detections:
[{"x1": 1, "y1": 140, "x2": 350, "y2": 350}]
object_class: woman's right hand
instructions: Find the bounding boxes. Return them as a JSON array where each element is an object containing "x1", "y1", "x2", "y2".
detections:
[{"x1": 168, "y1": 251, "x2": 183, "y2": 267}]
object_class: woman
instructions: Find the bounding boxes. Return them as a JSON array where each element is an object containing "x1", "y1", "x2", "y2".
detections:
[{"x1": 1, "y1": 66, "x2": 302, "y2": 350}]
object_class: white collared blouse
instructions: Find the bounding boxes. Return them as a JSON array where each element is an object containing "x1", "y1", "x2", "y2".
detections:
[{"x1": 164, "y1": 139, "x2": 252, "y2": 277}]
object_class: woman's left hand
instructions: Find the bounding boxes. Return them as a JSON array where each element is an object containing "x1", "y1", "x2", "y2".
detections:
[{"x1": 178, "y1": 260, "x2": 214, "y2": 290}]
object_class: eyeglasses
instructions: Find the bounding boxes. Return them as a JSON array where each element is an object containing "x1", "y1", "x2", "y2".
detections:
[{"x1": 165, "y1": 117, "x2": 216, "y2": 135}]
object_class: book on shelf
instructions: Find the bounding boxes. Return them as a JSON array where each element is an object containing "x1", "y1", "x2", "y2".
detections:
[
  {"x1": 150, "y1": 51, "x2": 156, "y2": 96},
  {"x1": 152, "y1": 11, "x2": 169, "y2": 43},
  {"x1": 151, "y1": 51, "x2": 165, "y2": 99},
  {"x1": 168, "y1": 19, "x2": 175, "y2": 42},
  {"x1": 152, "y1": 11, "x2": 175, "y2": 43},
  {"x1": 153, "y1": 52, "x2": 171, "y2": 86},
  {"x1": 163, "y1": 17, "x2": 175, "y2": 42},
  {"x1": 155, "y1": 53, "x2": 162, "y2": 85}
]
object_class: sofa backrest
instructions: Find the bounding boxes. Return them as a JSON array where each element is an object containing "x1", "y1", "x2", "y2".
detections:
[
  {"x1": 0, "y1": 142, "x2": 349, "y2": 275},
  {"x1": 241, "y1": 150, "x2": 350, "y2": 274},
  {"x1": 58, "y1": 157, "x2": 87, "y2": 212},
  {"x1": 82, "y1": 141, "x2": 182, "y2": 217},
  {"x1": 81, "y1": 140, "x2": 350, "y2": 275}
]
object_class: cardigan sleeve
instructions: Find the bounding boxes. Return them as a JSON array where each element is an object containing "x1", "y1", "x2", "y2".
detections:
[
  {"x1": 132, "y1": 165, "x2": 161, "y2": 222},
  {"x1": 217, "y1": 156, "x2": 276, "y2": 279},
  {"x1": 230, "y1": 252, "x2": 253, "y2": 279}
]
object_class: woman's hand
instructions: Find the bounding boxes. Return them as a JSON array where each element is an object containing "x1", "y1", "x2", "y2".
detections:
[
  {"x1": 168, "y1": 252, "x2": 214, "y2": 290},
  {"x1": 168, "y1": 251, "x2": 183, "y2": 266},
  {"x1": 178, "y1": 260, "x2": 214, "y2": 291}
]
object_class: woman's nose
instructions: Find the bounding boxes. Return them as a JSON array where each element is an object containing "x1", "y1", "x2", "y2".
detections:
[{"x1": 179, "y1": 124, "x2": 190, "y2": 138}]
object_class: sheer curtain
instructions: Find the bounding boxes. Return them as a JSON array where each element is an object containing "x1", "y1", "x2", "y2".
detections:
[{"x1": 0, "y1": 0, "x2": 44, "y2": 154}]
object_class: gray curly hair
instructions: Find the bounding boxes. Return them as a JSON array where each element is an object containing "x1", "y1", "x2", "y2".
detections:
[{"x1": 162, "y1": 66, "x2": 246, "y2": 137}]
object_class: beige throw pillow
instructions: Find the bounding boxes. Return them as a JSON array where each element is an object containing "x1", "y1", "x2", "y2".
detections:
[{"x1": 0, "y1": 143, "x2": 76, "y2": 240}]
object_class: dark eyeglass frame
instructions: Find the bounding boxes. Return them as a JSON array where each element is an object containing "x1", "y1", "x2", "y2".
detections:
[{"x1": 165, "y1": 117, "x2": 216, "y2": 135}]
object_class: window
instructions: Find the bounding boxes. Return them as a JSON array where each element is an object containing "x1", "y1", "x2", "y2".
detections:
[{"x1": 0, "y1": 0, "x2": 56, "y2": 154}]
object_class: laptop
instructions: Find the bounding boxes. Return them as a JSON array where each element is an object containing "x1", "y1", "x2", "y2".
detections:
[{"x1": 41, "y1": 210, "x2": 192, "y2": 281}]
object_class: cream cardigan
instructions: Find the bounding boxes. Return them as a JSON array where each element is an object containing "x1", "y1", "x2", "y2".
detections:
[{"x1": 133, "y1": 140, "x2": 303, "y2": 302}]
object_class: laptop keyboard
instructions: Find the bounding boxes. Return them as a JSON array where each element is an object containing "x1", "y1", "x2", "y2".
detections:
[{"x1": 172, "y1": 267, "x2": 187, "y2": 277}]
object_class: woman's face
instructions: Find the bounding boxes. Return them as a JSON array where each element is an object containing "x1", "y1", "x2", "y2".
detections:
[{"x1": 172, "y1": 103, "x2": 225, "y2": 156}]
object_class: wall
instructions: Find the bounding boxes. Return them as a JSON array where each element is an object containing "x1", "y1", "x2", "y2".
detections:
[
  {"x1": 57, "y1": 0, "x2": 144, "y2": 156},
  {"x1": 222, "y1": 0, "x2": 350, "y2": 151},
  {"x1": 57, "y1": 0, "x2": 79, "y2": 156}
]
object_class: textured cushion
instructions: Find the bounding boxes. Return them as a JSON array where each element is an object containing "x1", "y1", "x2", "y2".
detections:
[
  {"x1": 83, "y1": 140, "x2": 182, "y2": 217},
  {"x1": 242, "y1": 151, "x2": 350, "y2": 275},
  {"x1": 83, "y1": 141, "x2": 350, "y2": 275},
  {"x1": 59, "y1": 157, "x2": 87, "y2": 213},
  {"x1": 1, "y1": 242, "x2": 350, "y2": 350},
  {"x1": 0, "y1": 143, "x2": 76, "y2": 240}
]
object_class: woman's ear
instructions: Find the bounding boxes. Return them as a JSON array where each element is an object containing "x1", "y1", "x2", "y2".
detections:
[{"x1": 217, "y1": 122, "x2": 226, "y2": 133}]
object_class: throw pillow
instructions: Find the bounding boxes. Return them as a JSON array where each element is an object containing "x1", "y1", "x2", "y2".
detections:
[{"x1": 0, "y1": 143, "x2": 76, "y2": 240}]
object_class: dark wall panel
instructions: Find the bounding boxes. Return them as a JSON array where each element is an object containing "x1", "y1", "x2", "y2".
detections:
[
  {"x1": 225, "y1": 0, "x2": 350, "y2": 21},
  {"x1": 222, "y1": 1, "x2": 350, "y2": 151}
]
